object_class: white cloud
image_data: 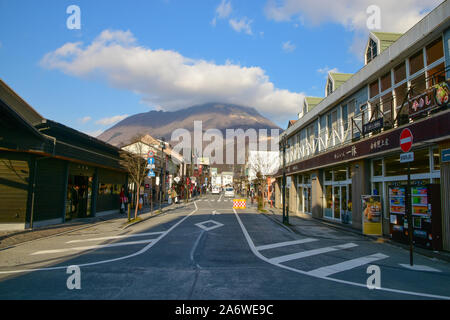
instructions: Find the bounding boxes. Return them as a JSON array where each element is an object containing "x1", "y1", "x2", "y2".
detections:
[
  {"x1": 264, "y1": 0, "x2": 442, "y2": 32},
  {"x1": 212, "y1": 0, "x2": 232, "y2": 26},
  {"x1": 41, "y1": 30, "x2": 304, "y2": 123},
  {"x1": 317, "y1": 66, "x2": 340, "y2": 79},
  {"x1": 79, "y1": 116, "x2": 92, "y2": 123},
  {"x1": 95, "y1": 114, "x2": 129, "y2": 126},
  {"x1": 282, "y1": 41, "x2": 296, "y2": 53},
  {"x1": 229, "y1": 17, "x2": 253, "y2": 35},
  {"x1": 265, "y1": 0, "x2": 443, "y2": 60}
]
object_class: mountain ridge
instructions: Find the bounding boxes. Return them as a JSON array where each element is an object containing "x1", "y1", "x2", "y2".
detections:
[{"x1": 97, "y1": 102, "x2": 281, "y2": 147}]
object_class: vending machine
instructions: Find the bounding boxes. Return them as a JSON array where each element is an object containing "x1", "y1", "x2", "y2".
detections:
[{"x1": 388, "y1": 183, "x2": 442, "y2": 250}]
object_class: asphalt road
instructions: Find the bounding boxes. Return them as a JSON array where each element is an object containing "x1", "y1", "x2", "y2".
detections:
[{"x1": 0, "y1": 193, "x2": 449, "y2": 300}]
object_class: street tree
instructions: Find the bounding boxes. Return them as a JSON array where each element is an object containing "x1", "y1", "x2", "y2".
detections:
[{"x1": 119, "y1": 135, "x2": 149, "y2": 220}]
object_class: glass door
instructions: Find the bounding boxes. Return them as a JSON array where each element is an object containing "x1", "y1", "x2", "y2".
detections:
[
  {"x1": 341, "y1": 186, "x2": 348, "y2": 223},
  {"x1": 333, "y1": 186, "x2": 341, "y2": 220},
  {"x1": 298, "y1": 186, "x2": 303, "y2": 212}
]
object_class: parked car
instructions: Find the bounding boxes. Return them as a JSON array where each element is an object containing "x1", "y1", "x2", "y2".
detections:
[{"x1": 224, "y1": 187, "x2": 234, "y2": 198}]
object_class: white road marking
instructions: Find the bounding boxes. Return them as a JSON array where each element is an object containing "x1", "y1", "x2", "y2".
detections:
[
  {"x1": 269, "y1": 243, "x2": 358, "y2": 264},
  {"x1": 66, "y1": 232, "x2": 165, "y2": 244},
  {"x1": 256, "y1": 238, "x2": 318, "y2": 251},
  {"x1": 232, "y1": 208, "x2": 450, "y2": 300},
  {"x1": 195, "y1": 220, "x2": 224, "y2": 232},
  {"x1": 218, "y1": 194, "x2": 223, "y2": 202},
  {"x1": 0, "y1": 204, "x2": 198, "y2": 274},
  {"x1": 212, "y1": 210, "x2": 220, "y2": 215},
  {"x1": 31, "y1": 239, "x2": 155, "y2": 255},
  {"x1": 307, "y1": 253, "x2": 389, "y2": 277},
  {"x1": 399, "y1": 264, "x2": 442, "y2": 272}
]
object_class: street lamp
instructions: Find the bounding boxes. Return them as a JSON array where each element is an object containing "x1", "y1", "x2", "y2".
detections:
[
  {"x1": 280, "y1": 135, "x2": 290, "y2": 225},
  {"x1": 159, "y1": 137, "x2": 166, "y2": 213}
]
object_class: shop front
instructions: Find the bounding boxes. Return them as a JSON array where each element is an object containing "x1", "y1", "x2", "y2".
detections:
[
  {"x1": 323, "y1": 165, "x2": 352, "y2": 224},
  {"x1": 370, "y1": 146, "x2": 442, "y2": 250}
]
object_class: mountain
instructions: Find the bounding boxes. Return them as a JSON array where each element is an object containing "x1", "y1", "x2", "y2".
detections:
[{"x1": 97, "y1": 103, "x2": 281, "y2": 147}]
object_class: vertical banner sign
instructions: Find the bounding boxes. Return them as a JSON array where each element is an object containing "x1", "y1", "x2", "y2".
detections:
[{"x1": 361, "y1": 195, "x2": 382, "y2": 235}]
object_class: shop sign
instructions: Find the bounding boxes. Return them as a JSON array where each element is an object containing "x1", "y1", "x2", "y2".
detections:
[
  {"x1": 442, "y1": 148, "x2": 450, "y2": 163},
  {"x1": 363, "y1": 118, "x2": 383, "y2": 135},
  {"x1": 400, "y1": 152, "x2": 414, "y2": 163},
  {"x1": 361, "y1": 195, "x2": 382, "y2": 236},
  {"x1": 370, "y1": 137, "x2": 389, "y2": 151},
  {"x1": 408, "y1": 81, "x2": 449, "y2": 117}
]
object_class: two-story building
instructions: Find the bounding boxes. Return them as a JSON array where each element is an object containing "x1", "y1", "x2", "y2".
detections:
[{"x1": 275, "y1": 1, "x2": 450, "y2": 251}]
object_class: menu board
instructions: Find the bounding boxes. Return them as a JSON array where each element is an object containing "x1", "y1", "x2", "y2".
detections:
[
  {"x1": 411, "y1": 186, "x2": 429, "y2": 216},
  {"x1": 389, "y1": 186, "x2": 405, "y2": 214}
]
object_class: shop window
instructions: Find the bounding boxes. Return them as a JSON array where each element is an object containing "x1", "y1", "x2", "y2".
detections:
[
  {"x1": 394, "y1": 62, "x2": 406, "y2": 84},
  {"x1": 334, "y1": 166, "x2": 347, "y2": 181},
  {"x1": 426, "y1": 37, "x2": 443, "y2": 66},
  {"x1": 369, "y1": 80, "x2": 379, "y2": 98},
  {"x1": 380, "y1": 72, "x2": 391, "y2": 92},
  {"x1": 373, "y1": 159, "x2": 383, "y2": 176},
  {"x1": 410, "y1": 73, "x2": 426, "y2": 96},
  {"x1": 427, "y1": 62, "x2": 446, "y2": 87},
  {"x1": 433, "y1": 148, "x2": 440, "y2": 171},
  {"x1": 304, "y1": 174, "x2": 311, "y2": 184},
  {"x1": 409, "y1": 50, "x2": 424, "y2": 75},
  {"x1": 325, "y1": 169, "x2": 332, "y2": 181},
  {"x1": 325, "y1": 185, "x2": 333, "y2": 218},
  {"x1": 384, "y1": 149, "x2": 430, "y2": 176}
]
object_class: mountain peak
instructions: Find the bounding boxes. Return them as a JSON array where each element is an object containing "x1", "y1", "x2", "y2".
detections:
[{"x1": 97, "y1": 102, "x2": 280, "y2": 147}]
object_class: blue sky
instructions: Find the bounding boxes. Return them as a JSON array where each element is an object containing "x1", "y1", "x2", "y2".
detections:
[{"x1": 0, "y1": 0, "x2": 442, "y2": 135}]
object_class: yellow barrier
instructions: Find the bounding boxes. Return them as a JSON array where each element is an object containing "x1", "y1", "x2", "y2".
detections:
[{"x1": 233, "y1": 199, "x2": 246, "y2": 209}]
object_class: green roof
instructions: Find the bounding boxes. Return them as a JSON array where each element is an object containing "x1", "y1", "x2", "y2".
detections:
[
  {"x1": 372, "y1": 32, "x2": 403, "y2": 52},
  {"x1": 305, "y1": 97, "x2": 323, "y2": 112},
  {"x1": 329, "y1": 73, "x2": 353, "y2": 90}
]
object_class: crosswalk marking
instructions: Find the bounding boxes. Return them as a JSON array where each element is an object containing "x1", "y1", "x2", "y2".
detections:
[
  {"x1": 31, "y1": 239, "x2": 155, "y2": 255},
  {"x1": 66, "y1": 231, "x2": 165, "y2": 244},
  {"x1": 269, "y1": 243, "x2": 358, "y2": 264},
  {"x1": 256, "y1": 238, "x2": 318, "y2": 251},
  {"x1": 306, "y1": 253, "x2": 389, "y2": 277}
]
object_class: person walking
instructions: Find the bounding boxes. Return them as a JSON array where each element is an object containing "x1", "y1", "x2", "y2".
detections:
[
  {"x1": 172, "y1": 187, "x2": 178, "y2": 204},
  {"x1": 119, "y1": 187, "x2": 127, "y2": 214}
]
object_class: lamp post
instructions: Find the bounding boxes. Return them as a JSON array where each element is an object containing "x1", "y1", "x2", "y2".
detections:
[
  {"x1": 280, "y1": 136, "x2": 290, "y2": 225},
  {"x1": 159, "y1": 138, "x2": 166, "y2": 213}
]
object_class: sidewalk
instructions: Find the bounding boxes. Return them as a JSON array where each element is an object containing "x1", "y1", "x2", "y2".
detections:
[
  {"x1": 260, "y1": 205, "x2": 450, "y2": 263},
  {"x1": 0, "y1": 199, "x2": 188, "y2": 250}
]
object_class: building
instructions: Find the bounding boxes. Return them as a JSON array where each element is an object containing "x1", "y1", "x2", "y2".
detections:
[
  {"x1": 274, "y1": 1, "x2": 450, "y2": 251},
  {"x1": 0, "y1": 79, "x2": 127, "y2": 230}
]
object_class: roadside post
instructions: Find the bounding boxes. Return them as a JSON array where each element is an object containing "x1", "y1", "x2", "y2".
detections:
[{"x1": 400, "y1": 128, "x2": 414, "y2": 266}]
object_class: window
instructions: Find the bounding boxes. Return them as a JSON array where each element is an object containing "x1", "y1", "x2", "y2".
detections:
[
  {"x1": 366, "y1": 38, "x2": 378, "y2": 63},
  {"x1": 384, "y1": 149, "x2": 429, "y2": 176},
  {"x1": 395, "y1": 83, "x2": 408, "y2": 108},
  {"x1": 334, "y1": 166, "x2": 347, "y2": 181},
  {"x1": 373, "y1": 159, "x2": 383, "y2": 176},
  {"x1": 327, "y1": 79, "x2": 333, "y2": 96},
  {"x1": 370, "y1": 80, "x2": 379, "y2": 98},
  {"x1": 382, "y1": 92, "x2": 393, "y2": 125},
  {"x1": 342, "y1": 104, "x2": 348, "y2": 131},
  {"x1": 427, "y1": 62, "x2": 446, "y2": 87},
  {"x1": 410, "y1": 73, "x2": 426, "y2": 96},
  {"x1": 394, "y1": 62, "x2": 406, "y2": 83},
  {"x1": 426, "y1": 37, "x2": 443, "y2": 65},
  {"x1": 433, "y1": 148, "x2": 440, "y2": 171},
  {"x1": 380, "y1": 72, "x2": 392, "y2": 92},
  {"x1": 325, "y1": 169, "x2": 332, "y2": 181},
  {"x1": 409, "y1": 50, "x2": 424, "y2": 75}
]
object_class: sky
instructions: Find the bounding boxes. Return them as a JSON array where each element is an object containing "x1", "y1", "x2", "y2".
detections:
[{"x1": 0, "y1": 0, "x2": 443, "y2": 136}]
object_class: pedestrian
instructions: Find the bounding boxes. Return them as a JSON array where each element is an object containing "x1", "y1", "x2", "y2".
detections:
[
  {"x1": 119, "y1": 187, "x2": 127, "y2": 214},
  {"x1": 172, "y1": 187, "x2": 178, "y2": 204}
]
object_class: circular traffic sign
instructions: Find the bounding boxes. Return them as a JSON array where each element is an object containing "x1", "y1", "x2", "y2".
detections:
[{"x1": 400, "y1": 128, "x2": 413, "y2": 153}]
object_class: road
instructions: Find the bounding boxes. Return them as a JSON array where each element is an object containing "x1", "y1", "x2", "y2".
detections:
[{"x1": 0, "y1": 193, "x2": 449, "y2": 300}]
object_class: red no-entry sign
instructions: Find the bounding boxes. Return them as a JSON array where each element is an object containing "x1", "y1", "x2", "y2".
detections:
[{"x1": 400, "y1": 128, "x2": 413, "y2": 153}]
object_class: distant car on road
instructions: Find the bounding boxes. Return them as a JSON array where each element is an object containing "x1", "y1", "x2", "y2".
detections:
[
  {"x1": 224, "y1": 187, "x2": 234, "y2": 198},
  {"x1": 211, "y1": 187, "x2": 220, "y2": 194}
]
